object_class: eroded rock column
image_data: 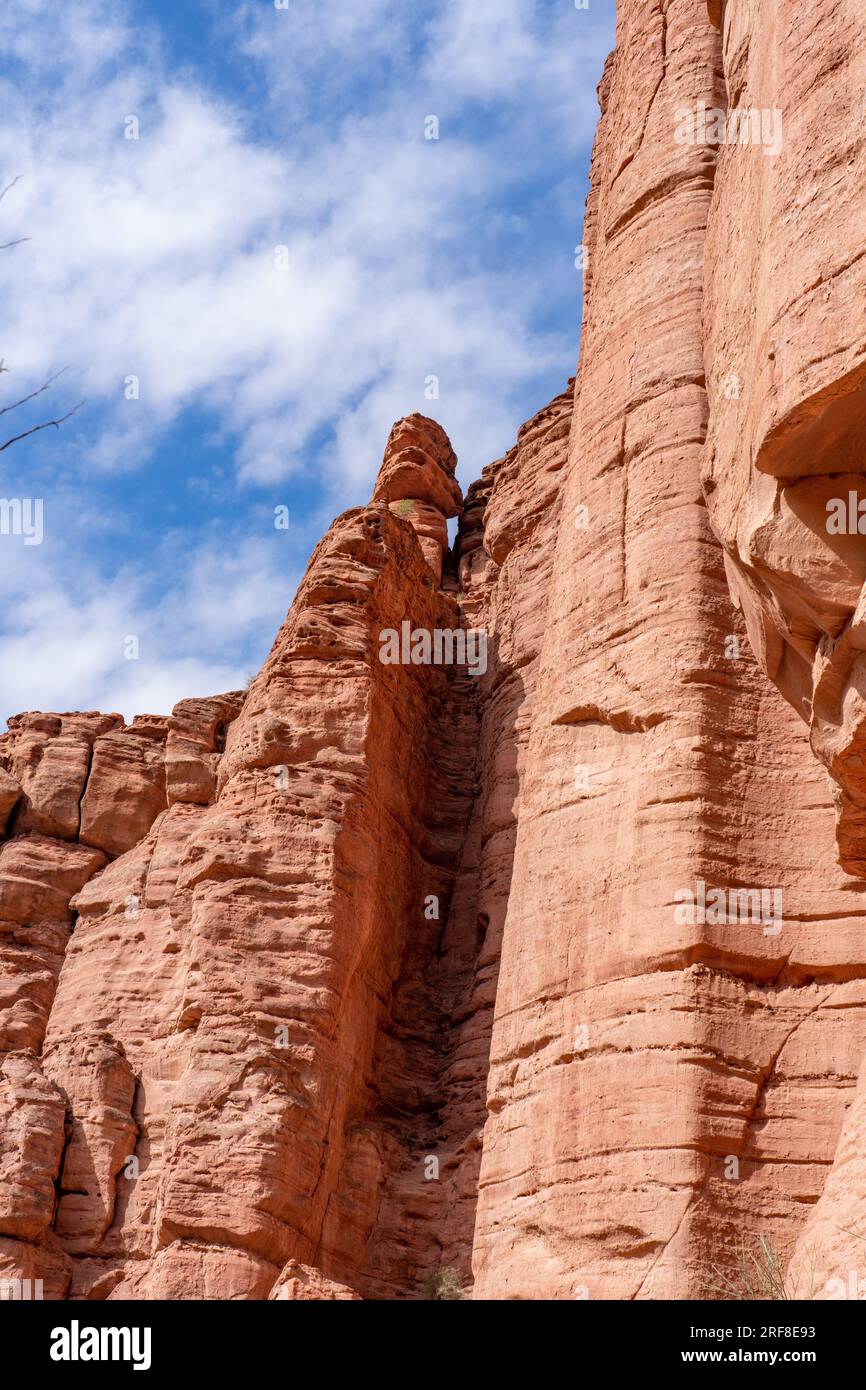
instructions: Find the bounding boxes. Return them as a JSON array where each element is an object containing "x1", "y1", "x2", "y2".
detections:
[{"x1": 471, "y1": 0, "x2": 866, "y2": 1300}]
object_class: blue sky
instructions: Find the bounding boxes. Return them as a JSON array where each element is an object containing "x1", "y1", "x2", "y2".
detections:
[{"x1": 0, "y1": 0, "x2": 615, "y2": 725}]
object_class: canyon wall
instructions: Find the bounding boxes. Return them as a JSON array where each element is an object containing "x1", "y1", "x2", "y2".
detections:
[
  {"x1": 1, "y1": 0, "x2": 864, "y2": 1301},
  {"x1": 702, "y1": 0, "x2": 866, "y2": 1297},
  {"x1": 0, "y1": 404, "x2": 572, "y2": 1300},
  {"x1": 472, "y1": 0, "x2": 866, "y2": 1300}
]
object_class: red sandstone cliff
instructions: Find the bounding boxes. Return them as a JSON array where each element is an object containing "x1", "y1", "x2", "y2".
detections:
[{"x1": 2, "y1": 0, "x2": 865, "y2": 1301}]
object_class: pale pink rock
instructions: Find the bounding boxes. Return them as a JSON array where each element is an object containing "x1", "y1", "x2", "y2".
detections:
[
  {"x1": 372, "y1": 413, "x2": 462, "y2": 582},
  {"x1": 1, "y1": 713, "x2": 120, "y2": 841},
  {"x1": 79, "y1": 718, "x2": 168, "y2": 857},
  {"x1": 1, "y1": 0, "x2": 865, "y2": 1307},
  {"x1": 788, "y1": 1052, "x2": 866, "y2": 1300},
  {"x1": 471, "y1": 0, "x2": 866, "y2": 1300},
  {"x1": 165, "y1": 695, "x2": 244, "y2": 806},
  {"x1": 10, "y1": 481, "x2": 479, "y2": 1298},
  {"x1": 0, "y1": 836, "x2": 106, "y2": 927},
  {"x1": 702, "y1": 0, "x2": 866, "y2": 874},
  {"x1": 0, "y1": 1050, "x2": 66, "y2": 1241},
  {"x1": 0, "y1": 835, "x2": 106, "y2": 1055},
  {"x1": 43, "y1": 1032, "x2": 137, "y2": 1254},
  {"x1": 0, "y1": 1236, "x2": 70, "y2": 1301},
  {"x1": 269, "y1": 1260, "x2": 360, "y2": 1301},
  {"x1": 108, "y1": 1242, "x2": 279, "y2": 1301},
  {"x1": 701, "y1": 0, "x2": 866, "y2": 1292},
  {"x1": 0, "y1": 767, "x2": 20, "y2": 833}
]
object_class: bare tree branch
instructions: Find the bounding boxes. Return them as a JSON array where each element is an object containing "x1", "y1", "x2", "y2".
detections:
[
  {"x1": 0, "y1": 399, "x2": 85, "y2": 453},
  {"x1": 0, "y1": 175, "x2": 23, "y2": 205},
  {"x1": 0, "y1": 177, "x2": 28, "y2": 246},
  {"x1": 0, "y1": 367, "x2": 69, "y2": 418},
  {"x1": 0, "y1": 173, "x2": 84, "y2": 451}
]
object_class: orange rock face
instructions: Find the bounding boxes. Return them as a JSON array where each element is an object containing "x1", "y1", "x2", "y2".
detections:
[
  {"x1": 372, "y1": 414, "x2": 463, "y2": 584},
  {"x1": 469, "y1": 0, "x2": 866, "y2": 1300},
  {"x1": 1, "y1": 0, "x2": 864, "y2": 1303},
  {"x1": 701, "y1": 0, "x2": 866, "y2": 1296},
  {"x1": 702, "y1": 0, "x2": 866, "y2": 883}
]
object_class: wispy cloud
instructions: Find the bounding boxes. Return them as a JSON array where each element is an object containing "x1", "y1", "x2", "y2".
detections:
[
  {"x1": 0, "y1": 527, "x2": 293, "y2": 719},
  {"x1": 0, "y1": 0, "x2": 614, "y2": 724}
]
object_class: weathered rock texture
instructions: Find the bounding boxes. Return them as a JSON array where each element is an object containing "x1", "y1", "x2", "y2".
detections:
[
  {"x1": 1, "y1": 0, "x2": 864, "y2": 1303},
  {"x1": 372, "y1": 415, "x2": 462, "y2": 585},
  {"x1": 469, "y1": 0, "x2": 866, "y2": 1300},
  {"x1": 702, "y1": 0, "x2": 866, "y2": 1298},
  {"x1": 702, "y1": 0, "x2": 866, "y2": 885}
]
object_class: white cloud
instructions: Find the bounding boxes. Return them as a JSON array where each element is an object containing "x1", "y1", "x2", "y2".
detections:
[
  {"x1": 0, "y1": 0, "x2": 611, "y2": 486},
  {"x1": 0, "y1": 0, "x2": 136, "y2": 84},
  {"x1": 0, "y1": 525, "x2": 292, "y2": 720},
  {"x1": 0, "y1": 0, "x2": 615, "y2": 726}
]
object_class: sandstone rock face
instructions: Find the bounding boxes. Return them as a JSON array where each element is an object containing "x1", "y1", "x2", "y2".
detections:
[
  {"x1": 45, "y1": 1033, "x2": 138, "y2": 1255},
  {"x1": 470, "y1": 0, "x2": 866, "y2": 1299},
  {"x1": 0, "y1": 393, "x2": 571, "y2": 1299},
  {"x1": 702, "y1": 0, "x2": 866, "y2": 1292},
  {"x1": 1, "y1": 0, "x2": 864, "y2": 1304},
  {"x1": 702, "y1": 0, "x2": 866, "y2": 875},
  {"x1": 0, "y1": 1051, "x2": 66, "y2": 1242},
  {"x1": 268, "y1": 1260, "x2": 361, "y2": 1301},
  {"x1": 787, "y1": 1054, "x2": 866, "y2": 1300},
  {"x1": 3, "y1": 713, "x2": 117, "y2": 842},
  {"x1": 79, "y1": 717, "x2": 169, "y2": 857},
  {"x1": 165, "y1": 696, "x2": 245, "y2": 807},
  {"x1": 371, "y1": 414, "x2": 462, "y2": 584},
  {"x1": 0, "y1": 835, "x2": 107, "y2": 1055},
  {"x1": 0, "y1": 767, "x2": 20, "y2": 833}
]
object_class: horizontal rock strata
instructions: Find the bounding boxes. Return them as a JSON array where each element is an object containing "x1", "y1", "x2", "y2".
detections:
[{"x1": 2, "y1": 0, "x2": 865, "y2": 1303}]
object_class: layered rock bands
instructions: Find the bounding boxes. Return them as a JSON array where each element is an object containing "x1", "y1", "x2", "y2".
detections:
[{"x1": 2, "y1": 0, "x2": 865, "y2": 1300}]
